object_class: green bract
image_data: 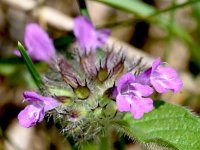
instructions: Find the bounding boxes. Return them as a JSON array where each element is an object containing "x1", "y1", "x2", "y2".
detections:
[{"x1": 17, "y1": 42, "x2": 44, "y2": 91}]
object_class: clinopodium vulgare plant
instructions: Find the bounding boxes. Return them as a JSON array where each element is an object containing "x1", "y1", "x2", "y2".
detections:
[
  {"x1": 16, "y1": 15, "x2": 200, "y2": 150},
  {"x1": 46, "y1": 46, "x2": 144, "y2": 143}
]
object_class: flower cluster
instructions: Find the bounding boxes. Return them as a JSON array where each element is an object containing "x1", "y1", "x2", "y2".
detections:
[
  {"x1": 17, "y1": 16, "x2": 111, "y2": 128},
  {"x1": 115, "y1": 57, "x2": 183, "y2": 119},
  {"x1": 17, "y1": 15, "x2": 183, "y2": 143}
]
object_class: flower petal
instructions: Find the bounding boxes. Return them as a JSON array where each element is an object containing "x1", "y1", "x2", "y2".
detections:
[
  {"x1": 13, "y1": 49, "x2": 21, "y2": 56},
  {"x1": 116, "y1": 95, "x2": 131, "y2": 112},
  {"x1": 152, "y1": 57, "x2": 161, "y2": 71},
  {"x1": 132, "y1": 83, "x2": 153, "y2": 97},
  {"x1": 171, "y1": 78, "x2": 183, "y2": 93},
  {"x1": 138, "y1": 57, "x2": 184, "y2": 94},
  {"x1": 130, "y1": 97, "x2": 144, "y2": 119},
  {"x1": 23, "y1": 91, "x2": 42, "y2": 101},
  {"x1": 140, "y1": 98, "x2": 154, "y2": 113},
  {"x1": 23, "y1": 91, "x2": 60, "y2": 111},
  {"x1": 24, "y1": 23, "x2": 55, "y2": 63},
  {"x1": 151, "y1": 79, "x2": 167, "y2": 93},
  {"x1": 117, "y1": 72, "x2": 135, "y2": 92},
  {"x1": 157, "y1": 66, "x2": 178, "y2": 79},
  {"x1": 43, "y1": 97, "x2": 60, "y2": 111},
  {"x1": 74, "y1": 16, "x2": 96, "y2": 51},
  {"x1": 95, "y1": 28, "x2": 111, "y2": 48},
  {"x1": 151, "y1": 77, "x2": 182, "y2": 93},
  {"x1": 151, "y1": 65, "x2": 183, "y2": 93},
  {"x1": 136, "y1": 68, "x2": 151, "y2": 85},
  {"x1": 74, "y1": 16, "x2": 111, "y2": 52},
  {"x1": 130, "y1": 96, "x2": 153, "y2": 119},
  {"x1": 18, "y1": 104, "x2": 44, "y2": 128}
]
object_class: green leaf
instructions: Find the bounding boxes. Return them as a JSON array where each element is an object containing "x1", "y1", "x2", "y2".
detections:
[
  {"x1": 17, "y1": 42, "x2": 44, "y2": 91},
  {"x1": 119, "y1": 101, "x2": 200, "y2": 150}
]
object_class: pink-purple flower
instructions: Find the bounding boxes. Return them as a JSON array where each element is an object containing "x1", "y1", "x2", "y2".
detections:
[
  {"x1": 18, "y1": 91, "x2": 60, "y2": 128},
  {"x1": 15, "y1": 23, "x2": 56, "y2": 63},
  {"x1": 115, "y1": 57, "x2": 183, "y2": 119},
  {"x1": 74, "y1": 16, "x2": 111, "y2": 53},
  {"x1": 137, "y1": 57, "x2": 183, "y2": 93},
  {"x1": 116, "y1": 73, "x2": 154, "y2": 119}
]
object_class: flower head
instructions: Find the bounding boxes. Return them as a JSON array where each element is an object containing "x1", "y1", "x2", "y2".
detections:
[
  {"x1": 137, "y1": 57, "x2": 183, "y2": 93},
  {"x1": 116, "y1": 73, "x2": 154, "y2": 119},
  {"x1": 15, "y1": 23, "x2": 56, "y2": 63},
  {"x1": 74, "y1": 16, "x2": 111, "y2": 53},
  {"x1": 18, "y1": 91, "x2": 60, "y2": 128}
]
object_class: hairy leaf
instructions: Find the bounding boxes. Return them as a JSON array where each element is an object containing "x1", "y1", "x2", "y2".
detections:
[{"x1": 120, "y1": 101, "x2": 200, "y2": 150}]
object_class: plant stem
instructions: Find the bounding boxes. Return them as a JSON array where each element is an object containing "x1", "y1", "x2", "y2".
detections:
[
  {"x1": 148, "y1": 0, "x2": 199, "y2": 18},
  {"x1": 97, "y1": 0, "x2": 200, "y2": 29},
  {"x1": 96, "y1": 18, "x2": 140, "y2": 29},
  {"x1": 77, "y1": 0, "x2": 90, "y2": 18}
]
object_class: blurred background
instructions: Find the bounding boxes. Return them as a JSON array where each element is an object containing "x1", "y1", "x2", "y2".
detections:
[{"x1": 0, "y1": 0, "x2": 200, "y2": 149}]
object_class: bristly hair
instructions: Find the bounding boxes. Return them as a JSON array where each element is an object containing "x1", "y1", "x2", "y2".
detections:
[{"x1": 43, "y1": 46, "x2": 145, "y2": 144}]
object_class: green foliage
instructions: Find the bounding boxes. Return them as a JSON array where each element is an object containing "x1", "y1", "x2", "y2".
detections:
[
  {"x1": 115, "y1": 101, "x2": 200, "y2": 150},
  {"x1": 17, "y1": 42, "x2": 44, "y2": 91},
  {"x1": 95, "y1": 0, "x2": 200, "y2": 67},
  {"x1": 95, "y1": 0, "x2": 199, "y2": 18},
  {"x1": 95, "y1": 0, "x2": 155, "y2": 17}
]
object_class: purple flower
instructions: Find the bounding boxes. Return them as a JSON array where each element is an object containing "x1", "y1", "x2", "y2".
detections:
[
  {"x1": 116, "y1": 73, "x2": 154, "y2": 119},
  {"x1": 74, "y1": 16, "x2": 111, "y2": 53},
  {"x1": 137, "y1": 57, "x2": 183, "y2": 93},
  {"x1": 18, "y1": 91, "x2": 60, "y2": 128},
  {"x1": 15, "y1": 23, "x2": 56, "y2": 63}
]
